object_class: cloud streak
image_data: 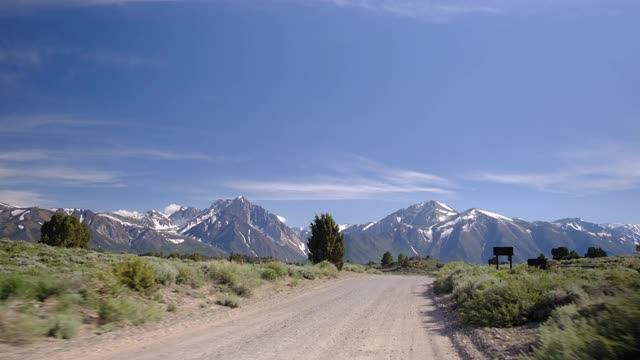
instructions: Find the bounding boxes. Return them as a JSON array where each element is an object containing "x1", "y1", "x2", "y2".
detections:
[
  {"x1": 1, "y1": 0, "x2": 609, "y2": 21},
  {"x1": 225, "y1": 155, "x2": 455, "y2": 200},
  {"x1": 0, "y1": 165, "x2": 123, "y2": 186},
  {"x1": 0, "y1": 150, "x2": 49, "y2": 161},
  {"x1": 0, "y1": 190, "x2": 47, "y2": 207},
  {"x1": 471, "y1": 144, "x2": 640, "y2": 193},
  {"x1": 0, "y1": 114, "x2": 131, "y2": 133}
]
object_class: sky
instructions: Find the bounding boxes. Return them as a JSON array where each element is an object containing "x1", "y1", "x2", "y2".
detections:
[{"x1": 1, "y1": 0, "x2": 640, "y2": 227}]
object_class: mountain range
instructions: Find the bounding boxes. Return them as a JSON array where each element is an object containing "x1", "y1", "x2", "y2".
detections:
[
  {"x1": 338, "y1": 201, "x2": 640, "y2": 263},
  {"x1": 1, "y1": 199, "x2": 638, "y2": 264}
]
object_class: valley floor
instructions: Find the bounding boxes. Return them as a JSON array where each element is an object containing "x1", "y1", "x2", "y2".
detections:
[{"x1": 2, "y1": 275, "x2": 466, "y2": 360}]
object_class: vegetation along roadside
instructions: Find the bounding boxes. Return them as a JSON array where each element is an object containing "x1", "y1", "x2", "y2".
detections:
[{"x1": 433, "y1": 255, "x2": 640, "y2": 359}]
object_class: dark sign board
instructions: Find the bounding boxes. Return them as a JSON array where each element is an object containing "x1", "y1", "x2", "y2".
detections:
[
  {"x1": 493, "y1": 247, "x2": 514, "y2": 256},
  {"x1": 527, "y1": 258, "x2": 547, "y2": 269}
]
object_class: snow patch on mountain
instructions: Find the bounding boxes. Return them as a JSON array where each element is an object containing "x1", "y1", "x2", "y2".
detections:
[
  {"x1": 476, "y1": 209, "x2": 512, "y2": 222},
  {"x1": 97, "y1": 213, "x2": 140, "y2": 227},
  {"x1": 436, "y1": 201, "x2": 455, "y2": 212},
  {"x1": 113, "y1": 210, "x2": 145, "y2": 219},
  {"x1": 11, "y1": 209, "x2": 26, "y2": 217},
  {"x1": 276, "y1": 215, "x2": 287, "y2": 223},
  {"x1": 362, "y1": 222, "x2": 376, "y2": 231}
]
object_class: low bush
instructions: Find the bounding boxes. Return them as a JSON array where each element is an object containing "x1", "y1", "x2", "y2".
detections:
[
  {"x1": 47, "y1": 313, "x2": 81, "y2": 339},
  {"x1": 525, "y1": 293, "x2": 640, "y2": 360},
  {"x1": 112, "y1": 257, "x2": 157, "y2": 293},
  {"x1": 311, "y1": 261, "x2": 339, "y2": 278},
  {"x1": 261, "y1": 268, "x2": 278, "y2": 281},
  {"x1": 98, "y1": 297, "x2": 161, "y2": 325},
  {"x1": 150, "y1": 261, "x2": 179, "y2": 286},
  {"x1": 216, "y1": 294, "x2": 240, "y2": 308},
  {"x1": 0, "y1": 271, "x2": 66, "y2": 302},
  {"x1": 263, "y1": 262, "x2": 288, "y2": 278},
  {"x1": 0, "y1": 307, "x2": 48, "y2": 344}
]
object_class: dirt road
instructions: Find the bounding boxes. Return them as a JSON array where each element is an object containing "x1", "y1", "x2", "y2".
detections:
[{"x1": 12, "y1": 275, "x2": 462, "y2": 360}]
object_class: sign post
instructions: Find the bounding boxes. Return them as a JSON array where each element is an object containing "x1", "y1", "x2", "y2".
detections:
[{"x1": 493, "y1": 247, "x2": 514, "y2": 270}]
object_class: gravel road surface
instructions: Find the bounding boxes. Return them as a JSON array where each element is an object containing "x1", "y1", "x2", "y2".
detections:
[{"x1": 5, "y1": 275, "x2": 461, "y2": 360}]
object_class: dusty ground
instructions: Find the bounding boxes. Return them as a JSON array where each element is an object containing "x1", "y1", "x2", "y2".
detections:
[{"x1": 2, "y1": 275, "x2": 471, "y2": 360}]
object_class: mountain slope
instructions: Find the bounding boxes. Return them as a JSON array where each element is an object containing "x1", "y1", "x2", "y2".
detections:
[
  {"x1": 0, "y1": 205, "x2": 225, "y2": 257},
  {"x1": 178, "y1": 197, "x2": 307, "y2": 262},
  {"x1": 343, "y1": 201, "x2": 639, "y2": 264}
]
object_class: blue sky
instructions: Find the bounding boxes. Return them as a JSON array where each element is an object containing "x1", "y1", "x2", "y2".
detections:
[{"x1": 1, "y1": 0, "x2": 640, "y2": 227}]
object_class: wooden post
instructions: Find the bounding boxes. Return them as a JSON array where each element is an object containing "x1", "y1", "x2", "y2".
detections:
[
  {"x1": 509, "y1": 255, "x2": 513, "y2": 270},
  {"x1": 496, "y1": 256, "x2": 499, "y2": 270}
]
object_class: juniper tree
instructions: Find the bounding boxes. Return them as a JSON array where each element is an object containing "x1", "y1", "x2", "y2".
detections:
[
  {"x1": 307, "y1": 213, "x2": 345, "y2": 270},
  {"x1": 381, "y1": 251, "x2": 393, "y2": 267},
  {"x1": 397, "y1": 253, "x2": 405, "y2": 266},
  {"x1": 551, "y1": 247, "x2": 569, "y2": 260},
  {"x1": 40, "y1": 213, "x2": 90, "y2": 249},
  {"x1": 584, "y1": 247, "x2": 607, "y2": 258}
]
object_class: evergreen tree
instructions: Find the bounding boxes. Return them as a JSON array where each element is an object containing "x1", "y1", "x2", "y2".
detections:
[
  {"x1": 397, "y1": 253, "x2": 405, "y2": 266},
  {"x1": 566, "y1": 250, "x2": 581, "y2": 260},
  {"x1": 537, "y1": 253, "x2": 547, "y2": 260},
  {"x1": 40, "y1": 214, "x2": 90, "y2": 249},
  {"x1": 551, "y1": 247, "x2": 569, "y2": 260},
  {"x1": 637, "y1": 244, "x2": 640, "y2": 253},
  {"x1": 402, "y1": 256, "x2": 410, "y2": 268},
  {"x1": 584, "y1": 247, "x2": 607, "y2": 258},
  {"x1": 381, "y1": 251, "x2": 393, "y2": 267},
  {"x1": 307, "y1": 213, "x2": 345, "y2": 270}
]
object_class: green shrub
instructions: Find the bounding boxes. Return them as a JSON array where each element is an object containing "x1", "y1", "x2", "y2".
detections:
[
  {"x1": 150, "y1": 261, "x2": 179, "y2": 285},
  {"x1": 263, "y1": 262, "x2": 288, "y2": 278},
  {"x1": 231, "y1": 284, "x2": 253, "y2": 297},
  {"x1": 175, "y1": 263, "x2": 204, "y2": 288},
  {"x1": 216, "y1": 294, "x2": 240, "y2": 308},
  {"x1": 525, "y1": 293, "x2": 640, "y2": 359},
  {"x1": 261, "y1": 268, "x2": 278, "y2": 281},
  {"x1": 311, "y1": 261, "x2": 338, "y2": 278},
  {"x1": 47, "y1": 314, "x2": 81, "y2": 339},
  {"x1": 0, "y1": 272, "x2": 65, "y2": 301},
  {"x1": 343, "y1": 263, "x2": 368, "y2": 273},
  {"x1": 112, "y1": 257, "x2": 157, "y2": 293},
  {"x1": 300, "y1": 269, "x2": 315, "y2": 280},
  {"x1": 0, "y1": 308, "x2": 48, "y2": 344},
  {"x1": 166, "y1": 303, "x2": 177, "y2": 312},
  {"x1": 98, "y1": 297, "x2": 161, "y2": 325}
]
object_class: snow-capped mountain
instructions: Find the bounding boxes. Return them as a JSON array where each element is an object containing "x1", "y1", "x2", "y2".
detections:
[
  {"x1": 165, "y1": 206, "x2": 202, "y2": 227},
  {"x1": 343, "y1": 201, "x2": 640, "y2": 264},
  {"x1": 0, "y1": 197, "x2": 308, "y2": 262},
  {"x1": 0, "y1": 204, "x2": 222, "y2": 256},
  {"x1": 2, "y1": 198, "x2": 638, "y2": 264},
  {"x1": 177, "y1": 197, "x2": 307, "y2": 262}
]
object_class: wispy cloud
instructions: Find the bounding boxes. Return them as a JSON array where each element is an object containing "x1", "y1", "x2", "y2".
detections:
[
  {"x1": 0, "y1": 189, "x2": 48, "y2": 207},
  {"x1": 77, "y1": 50, "x2": 151, "y2": 68},
  {"x1": 470, "y1": 143, "x2": 640, "y2": 193},
  {"x1": 0, "y1": 113, "x2": 131, "y2": 133},
  {"x1": 225, "y1": 155, "x2": 455, "y2": 200},
  {"x1": 301, "y1": 0, "x2": 608, "y2": 20},
  {"x1": 0, "y1": 46, "x2": 149, "y2": 69},
  {"x1": 1, "y1": 0, "x2": 609, "y2": 21},
  {"x1": 0, "y1": 149, "x2": 49, "y2": 161},
  {"x1": 0, "y1": 165, "x2": 123, "y2": 186},
  {"x1": 0, "y1": 48, "x2": 42, "y2": 68},
  {"x1": 109, "y1": 148, "x2": 218, "y2": 161}
]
